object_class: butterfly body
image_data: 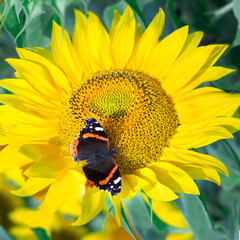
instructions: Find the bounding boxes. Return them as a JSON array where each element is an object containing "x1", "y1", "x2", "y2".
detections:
[{"x1": 70, "y1": 118, "x2": 121, "y2": 196}]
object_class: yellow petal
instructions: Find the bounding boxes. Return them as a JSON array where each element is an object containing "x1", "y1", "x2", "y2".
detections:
[
  {"x1": 143, "y1": 26, "x2": 189, "y2": 78},
  {"x1": 51, "y1": 21, "x2": 82, "y2": 85},
  {"x1": 0, "y1": 105, "x2": 58, "y2": 129},
  {"x1": 128, "y1": 8, "x2": 165, "y2": 69},
  {"x1": 24, "y1": 156, "x2": 74, "y2": 178},
  {"x1": 150, "y1": 162, "x2": 200, "y2": 194},
  {"x1": 0, "y1": 131, "x2": 8, "y2": 145},
  {"x1": 162, "y1": 148, "x2": 228, "y2": 177},
  {"x1": 134, "y1": 168, "x2": 178, "y2": 200},
  {"x1": 110, "y1": 5, "x2": 135, "y2": 68},
  {"x1": 9, "y1": 208, "x2": 53, "y2": 230},
  {"x1": 203, "y1": 44, "x2": 228, "y2": 67},
  {"x1": 166, "y1": 233, "x2": 194, "y2": 240},
  {"x1": 6, "y1": 59, "x2": 61, "y2": 100},
  {"x1": 4, "y1": 168, "x2": 25, "y2": 186},
  {"x1": 41, "y1": 170, "x2": 84, "y2": 215},
  {"x1": 0, "y1": 95, "x2": 59, "y2": 120},
  {"x1": 175, "y1": 87, "x2": 240, "y2": 123},
  {"x1": 0, "y1": 78, "x2": 60, "y2": 109},
  {"x1": 84, "y1": 12, "x2": 111, "y2": 71},
  {"x1": 171, "y1": 125, "x2": 233, "y2": 149},
  {"x1": 152, "y1": 200, "x2": 188, "y2": 228},
  {"x1": 73, "y1": 9, "x2": 92, "y2": 75},
  {"x1": 20, "y1": 143, "x2": 63, "y2": 160},
  {"x1": 178, "y1": 67, "x2": 235, "y2": 94},
  {"x1": 121, "y1": 174, "x2": 141, "y2": 199},
  {"x1": 2, "y1": 123, "x2": 56, "y2": 141},
  {"x1": 134, "y1": 167, "x2": 156, "y2": 186},
  {"x1": 0, "y1": 144, "x2": 32, "y2": 173},
  {"x1": 16, "y1": 48, "x2": 71, "y2": 94},
  {"x1": 72, "y1": 187, "x2": 107, "y2": 226},
  {"x1": 177, "y1": 167, "x2": 221, "y2": 186},
  {"x1": 134, "y1": 22, "x2": 144, "y2": 47},
  {"x1": 143, "y1": 181, "x2": 179, "y2": 201},
  {"x1": 12, "y1": 177, "x2": 54, "y2": 196},
  {"x1": 27, "y1": 46, "x2": 54, "y2": 62},
  {"x1": 109, "y1": 10, "x2": 121, "y2": 38},
  {"x1": 215, "y1": 116, "x2": 240, "y2": 134},
  {"x1": 162, "y1": 45, "x2": 220, "y2": 95},
  {"x1": 180, "y1": 31, "x2": 203, "y2": 54},
  {"x1": 10, "y1": 226, "x2": 36, "y2": 240},
  {"x1": 172, "y1": 116, "x2": 240, "y2": 149}
]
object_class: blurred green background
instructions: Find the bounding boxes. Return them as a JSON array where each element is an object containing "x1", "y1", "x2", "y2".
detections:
[{"x1": 0, "y1": 0, "x2": 240, "y2": 240}]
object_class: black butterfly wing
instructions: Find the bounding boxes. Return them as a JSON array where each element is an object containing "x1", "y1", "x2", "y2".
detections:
[
  {"x1": 76, "y1": 137, "x2": 109, "y2": 161},
  {"x1": 72, "y1": 118, "x2": 110, "y2": 161},
  {"x1": 83, "y1": 157, "x2": 121, "y2": 196}
]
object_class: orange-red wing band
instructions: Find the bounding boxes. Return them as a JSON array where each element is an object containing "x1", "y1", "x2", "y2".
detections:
[
  {"x1": 86, "y1": 179, "x2": 96, "y2": 187},
  {"x1": 99, "y1": 165, "x2": 118, "y2": 185},
  {"x1": 70, "y1": 137, "x2": 79, "y2": 161},
  {"x1": 82, "y1": 133, "x2": 108, "y2": 142}
]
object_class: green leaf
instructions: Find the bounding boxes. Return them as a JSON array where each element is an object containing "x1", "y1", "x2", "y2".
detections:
[
  {"x1": 31, "y1": 228, "x2": 50, "y2": 240},
  {"x1": 233, "y1": 28, "x2": 240, "y2": 46},
  {"x1": 140, "y1": 191, "x2": 168, "y2": 232},
  {"x1": 175, "y1": 194, "x2": 214, "y2": 240},
  {"x1": 168, "y1": 0, "x2": 183, "y2": 28},
  {"x1": 14, "y1": 1, "x2": 24, "y2": 21},
  {"x1": 233, "y1": 0, "x2": 240, "y2": 27},
  {"x1": 142, "y1": 191, "x2": 153, "y2": 226},
  {"x1": 105, "y1": 195, "x2": 137, "y2": 240},
  {"x1": 2, "y1": 4, "x2": 24, "y2": 46},
  {"x1": 1, "y1": 0, "x2": 45, "y2": 47},
  {"x1": 219, "y1": 193, "x2": 240, "y2": 240},
  {"x1": 0, "y1": 226, "x2": 14, "y2": 240},
  {"x1": 120, "y1": 202, "x2": 138, "y2": 240},
  {"x1": 14, "y1": 1, "x2": 44, "y2": 44},
  {"x1": 205, "y1": 140, "x2": 240, "y2": 190},
  {"x1": 207, "y1": 3, "x2": 233, "y2": 28},
  {"x1": 126, "y1": 194, "x2": 151, "y2": 236},
  {"x1": 0, "y1": 0, "x2": 22, "y2": 27}
]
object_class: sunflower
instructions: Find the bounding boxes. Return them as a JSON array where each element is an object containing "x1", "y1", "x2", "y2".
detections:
[{"x1": 0, "y1": 5, "x2": 240, "y2": 226}]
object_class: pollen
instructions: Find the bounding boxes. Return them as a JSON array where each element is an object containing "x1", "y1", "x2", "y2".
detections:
[{"x1": 59, "y1": 70, "x2": 179, "y2": 174}]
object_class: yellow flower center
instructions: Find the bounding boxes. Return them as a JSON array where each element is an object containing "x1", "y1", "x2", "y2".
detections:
[{"x1": 59, "y1": 70, "x2": 178, "y2": 174}]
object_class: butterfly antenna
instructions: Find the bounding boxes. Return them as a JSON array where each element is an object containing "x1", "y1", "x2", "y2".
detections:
[
  {"x1": 118, "y1": 154, "x2": 132, "y2": 163},
  {"x1": 116, "y1": 131, "x2": 127, "y2": 149}
]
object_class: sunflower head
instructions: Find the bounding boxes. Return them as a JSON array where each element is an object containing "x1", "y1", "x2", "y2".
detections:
[
  {"x1": 0, "y1": 5, "x2": 239, "y2": 226},
  {"x1": 60, "y1": 69, "x2": 179, "y2": 173}
]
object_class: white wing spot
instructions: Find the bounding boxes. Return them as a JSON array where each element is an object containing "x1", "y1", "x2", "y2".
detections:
[
  {"x1": 114, "y1": 177, "x2": 121, "y2": 184},
  {"x1": 95, "y1": 127, "x2": 104, "y2": 131}
]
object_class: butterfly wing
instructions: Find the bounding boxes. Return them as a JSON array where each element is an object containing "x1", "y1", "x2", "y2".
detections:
[
  {"x1": 70, "y1": 118, "x2": 121, "y2": 196},
  {"x1": 83, "y1": 157, "x2": 121, "y2": 196},
  {"x1": 70, "y1": 118, "x2": 109, "y2": 161}
]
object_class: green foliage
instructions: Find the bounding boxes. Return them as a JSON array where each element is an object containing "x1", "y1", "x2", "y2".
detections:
[
  {"x1": 0, "y1": 226, "x2": 14, "y2": 240},
  {"x1": 233, "y1": 0, "x2": 240, "y2": 28},
  {"x1": 175, "y1": 194, "x2": 214, "y2": 240},
  {"x1": 105, "y1": 195, "x2": 137, "y2": 239},
  {"x1": 32, "y1": 228, "x2": 50, "y2": 240},
  {"x1": 0, "y1": 0, "x2": 240, "y2": 239}
]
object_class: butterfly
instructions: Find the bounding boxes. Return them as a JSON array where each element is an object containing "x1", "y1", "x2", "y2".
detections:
[{"x1": 70, "y1": 118, "x2": 121, "y2": 196}]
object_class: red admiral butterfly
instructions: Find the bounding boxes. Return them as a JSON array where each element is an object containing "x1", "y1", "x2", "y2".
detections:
[{"x1": 70, "y1": 118, "x2": 121, "y2": 196}]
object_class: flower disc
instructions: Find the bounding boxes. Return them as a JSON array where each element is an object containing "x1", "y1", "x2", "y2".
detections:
[{"x1": 59, "y1": 70, "x2": 179, "y2": 173}]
